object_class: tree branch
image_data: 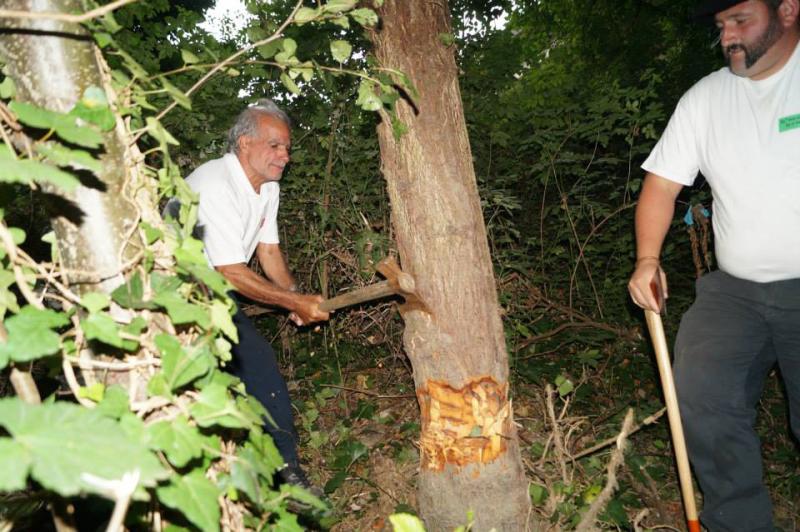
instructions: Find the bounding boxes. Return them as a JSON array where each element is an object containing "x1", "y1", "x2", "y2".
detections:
[{"x1": 0, "y1": 0, "x2": 138, "y2": 24}]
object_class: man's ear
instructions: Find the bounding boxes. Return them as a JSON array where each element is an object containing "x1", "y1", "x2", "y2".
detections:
[
  {"x1": 779, "y1": 0, "x2": 800, "y2": 28},
  {"x1": 237, "y1": 135, "x2": 251, "y2": 154}
]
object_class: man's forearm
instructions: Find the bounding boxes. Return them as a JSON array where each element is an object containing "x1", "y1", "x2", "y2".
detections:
[{"x1": 216, "y1": 263, "x2": 298, "y2": 309}]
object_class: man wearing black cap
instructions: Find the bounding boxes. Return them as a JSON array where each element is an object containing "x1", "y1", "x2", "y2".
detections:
[{"x1": 628, "y1": 0, "x2": 800, "y2": 530}]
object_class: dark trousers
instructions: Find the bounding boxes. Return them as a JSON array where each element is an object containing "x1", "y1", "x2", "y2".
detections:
[
  {"x1": 673, "y1": 271, "x2": 800, "y2": 532},
  {"x1": 228, "y1": 301, "x2": 299, "y2": 468}
]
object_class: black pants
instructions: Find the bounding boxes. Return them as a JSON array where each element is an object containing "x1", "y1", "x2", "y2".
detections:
[
  {"x1": 228, "y1": 301, "x2": 299, "y2": 468},
  {"x1": 674, "y1": 271, "x2": 800, "y2": 532}
]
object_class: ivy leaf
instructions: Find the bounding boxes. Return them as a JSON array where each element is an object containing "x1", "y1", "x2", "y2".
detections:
[
  {"x1": 280, "y1": 73, "x2": 301, "y2": 95},
  {"x1": 293, "y1": 7, "x2": 318, "y2": 24},
  {"x1": 81, "y1": 312, "x2": 124, "y2": 348},
  {"x1": 330, "y1": 40, "x2": 352, "y2": 63},
  {"x1": 70, "y1": 86, "x2": 115, "y2": 132},
  {"x1": 0, "y1": 438, "x2": 32, "y2": 491},
  {"x1": 96, "y1": 385, "x2": 130, "y2": 419},
  {"x1": 153, "y1": 291, "x2": 211, "y2": 329},
  {"x1": 145, "y1": 117, "x2": 180, "y2": 147},
  {"x1": 173, "y1": 236, "x2": 208, "y2": 266},
  {"x1": 257, "y1": 40, "x2": 282, "y2": 60},
  {"x1": 389, "y1": 514, "x2": 427, "y2": 532},
  {"x1": 157, "y1": 469, "x2": 220, "y2": 532},
  {"x1": 330, "y1": 15, "x2": 349, "y2": 28},
  {"x1": 0, "y1": 306, "x2": 68, "y2": 365},
  {"x1": 35, "y1": 142, "x2": 102, "y2": 173},
  {"x1": 281, "y1": 38, "x2": 298, "y2": 57},
  {"x1": 210, "y1": 300, "x2": 238, "y2": 342},
  {"x1": 323, "y1": 0, "x2": 357, "y2": 13},
  {"x1": 156, "y1": 334, "x2": 214, "y2": 391},
  {"x1": 181, "y1": 49, "x2": 200, "y2": 65},
  {"x1": 77, "y1": 383, "x2": 105, "y2": 403},
  {"x1": 147, "y1": 415, "x2": 204, "y2": 468},
  {"x1": 9, "y1": 102, "x2": 104, "y2": 148},
  {"x1": 189, "y1": 383, "x2": 250, "y2": 429},
  {"x1": 356, "y1": 79, "x2": 382, "y2": 112},
  {"x1": 0, "y1": 398, "x2": 167, "y2": 497},
  {"x1": 350, "y1": 8, "x2": 379, "y2": 27},
  {"x1": 81, "y1": 292, "x2": 110, "y2": 313},
  {"x1": 112, "y1": 272, "x2": 156, "y2": 310},
  {"x1": 0, "y1": 149, "x2": 80, "y2": 191},
  {"x1": 179, "y1": 262, "x2": 231, "y2": 299},
  {"x1": 0, "y1": 77, "x2": 16, "y2": 98},
  {"x1": 160, "y1": 78, "x2": 191, "y2": 110}
]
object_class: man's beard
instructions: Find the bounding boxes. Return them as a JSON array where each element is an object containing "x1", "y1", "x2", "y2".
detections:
[{"x1": 724, "y1": 10, "x2": 783, "y2": 69}]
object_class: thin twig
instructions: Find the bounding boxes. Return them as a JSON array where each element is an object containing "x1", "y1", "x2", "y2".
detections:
[
  {"x1": 0, "y1": 0, "x2": 137, "y2": 24},
  {"x1": 319, "y1": 384, "x2": 415, "y2": 399},
  {"x1": 574, "y1": 409, "x2": 635, "y2": 532},
  {"x1": 573, "y1": 407, "x2": 666, "y2": 460}
]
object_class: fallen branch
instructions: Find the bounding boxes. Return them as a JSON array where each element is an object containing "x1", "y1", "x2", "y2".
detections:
[
  {"x1": 573, "y1": 407, "x2": 665, "y2": 460},
  {"x1": 574, "y1": 408, "x2": 635, "y2": 532}
]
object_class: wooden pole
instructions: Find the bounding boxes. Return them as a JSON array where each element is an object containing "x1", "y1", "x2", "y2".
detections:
[{"x1": 645, "y1": 309, "x2": 701, "y2": 532}]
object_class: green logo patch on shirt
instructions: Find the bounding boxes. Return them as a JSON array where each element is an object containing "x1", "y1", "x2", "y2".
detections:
[{"x1": 779, "y1": 113, "x2": 800, "y2": 132}]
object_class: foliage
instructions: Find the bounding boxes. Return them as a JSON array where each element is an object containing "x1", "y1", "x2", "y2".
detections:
[{"x1": 0, "y1": 0, "x2": 403, "y2": 529}]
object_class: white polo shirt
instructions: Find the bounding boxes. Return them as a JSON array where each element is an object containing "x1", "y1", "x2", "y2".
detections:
[
  {"x1": 185, "y1": 153, "x2": 280, "y2": 266},
  {"x1": 643, "y1": 41, "x2": 800, "y2": 282}
]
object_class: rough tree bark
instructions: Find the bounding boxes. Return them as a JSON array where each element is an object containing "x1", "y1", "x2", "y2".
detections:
[
  {"x1": 0, "y1": 0, "x2": 147, "y2": 295},
  {"x1": 372, "y1": 2, "x2": 533, "y2": 530}
]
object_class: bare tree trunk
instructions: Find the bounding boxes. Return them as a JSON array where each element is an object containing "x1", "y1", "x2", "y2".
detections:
[
  {"x1": 0, "y1": 0, "x2": 146, "y2": 295},
  {"x1": 372, "y1": 2, "x2": 533, "y2": 530}
]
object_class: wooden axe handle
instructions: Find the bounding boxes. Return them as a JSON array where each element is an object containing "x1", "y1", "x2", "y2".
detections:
[{"x1": 318, "y1": 280, "x2": 395, "y2": 312}]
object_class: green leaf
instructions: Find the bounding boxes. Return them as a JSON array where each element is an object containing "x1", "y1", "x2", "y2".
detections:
[
  {"x1": 323, "y1": 0, "x2": 357, "y2": 13},
  {"x1": 293, "y1": 7, "x2": 318, "y2": 24},
  {"x1": 81, "y1": 312, "x2": 124, "y2": 348},
  {"x1": 0, "y1": 398, "x2": 167, "y2": 497},
  {"x1": 350, "y1": 8, "x2": 378, "y2": 27},
  {"x1": 0, "y1": 438, "x2": 32, "y2": 491},
  {"x1": 281, "y1": 38, "x2": 298, "y2": 57},
  {"x1": 157, "y1": 334, "x2": 214, "y2": 390},
  {"x1": 257, "y1": 40, "x2": 281, "y2": 60},
  {"x1": 9, "y1": 102, "x2": 105, "y2": 148},
  {"x1": 181, "y1": 49, "x2": 200, "y2": 65},
  {"x1": 0, "y1": 150, "x2": 80, "y2": 191},
  {"x1": 81, "y1": 292, "x2": 110, "y2": 313},
  {"x1": 280, "y1": 72, "x2": 301, "y2": 95},
  {"x1": 330, "y1": 16, "x2": 350, "y2": 28},
  {"x1": 145, "y1": 117, "x2": 180, "y2": 147},
  {"x1": 70, "y1": 86, "x2": 115, "y2": 131},
  {"x1": 0, "y1": 306, "x2": 68, "y2": 364},
  {"x1": 157, "y1": 469, "x2": 220, "y2": 532},
  {"x1": 189, "y1": 383, "x2": 250, "y2": 429},
  {"x1": 0, "y1": 77, "x2": 17, "y2": 99},
  {"x1": 160, "y1": 78, "x2": 191, "y2": 110},
  {"x1": 112, "y1": 272, "x2": 156, "y2": 309},
  {"x1": 173, "y1": 236, "x2": 208, "y2": 266},
  {"x1": 356, "y1": 79, "x2": 382, "y2": 112},
  {"x1": 147, "y1": 415, "x2": 204, "y2": 468},
  {"x1": 388, "y1": 513, "x2": 427, "y2": 532},
  {"x1": 77, "y1": 383, "x2": 105, "y2": 403},
  {"x1": 35, "y1": 142, "x2": 102, "y2": 173},
  {"x1": 96, "y1": 385, "x2": 130, "y2": 419},
  {"x1": 210, "y1": 300, "x2": 238, "y2": 342},
  {"x1": 153, "y1": 291, "x2": 211, "y2": 329},
  {"x1": 231, "y1": 431, "x2": 283, "y2": 503},
  {"x1": 179, "y1": 262, "x2": 232, "y2": 299},
  {"x1": 330, "y1": 40, "x2": 352, "y2": 63}
]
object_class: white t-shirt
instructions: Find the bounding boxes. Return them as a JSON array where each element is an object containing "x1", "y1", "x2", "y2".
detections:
[
  {"x1": 185, "y1": 153, "x2": 280, "y2": 266},
  {"x1": 643, "y1": 42, "x2": 800, "y2": 283}
]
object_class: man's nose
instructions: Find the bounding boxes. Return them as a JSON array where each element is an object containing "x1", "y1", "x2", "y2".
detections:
[{"x1": 719, "y1": 24, "x2": 738, "y2": 48}]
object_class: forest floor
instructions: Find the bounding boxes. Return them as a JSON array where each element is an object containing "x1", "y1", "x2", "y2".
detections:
[{"x1": 278, "y1": 318, "x2": 800, "y2": 531}]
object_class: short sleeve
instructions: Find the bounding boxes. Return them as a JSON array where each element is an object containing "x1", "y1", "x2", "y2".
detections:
[
  {"x1": 641, "y1": 92, "x2": 701, "y2": 186},
  {"x1": 196, "y1": 188, "x2": 247, "y2": 266}
]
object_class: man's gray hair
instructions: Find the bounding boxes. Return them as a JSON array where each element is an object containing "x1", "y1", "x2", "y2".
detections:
[{"x1": 227, "y1": 99, "x2": 291, "y2": 155}]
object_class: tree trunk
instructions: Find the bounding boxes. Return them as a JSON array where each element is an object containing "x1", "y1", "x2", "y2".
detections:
[
  {"x1": 372, "y1": 2, "x2": 533, "y2": 530},
  {"x1": 0, "y1": 0, "x2": 146, "y2": 295}
]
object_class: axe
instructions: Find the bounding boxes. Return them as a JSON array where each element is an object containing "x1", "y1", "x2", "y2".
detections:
[
  {"x1": 318, "y1": 257, "x2": 427, "y2": 313},
  {"x1": 645, "y1": 270, "x2": 700, "y2": 532}
]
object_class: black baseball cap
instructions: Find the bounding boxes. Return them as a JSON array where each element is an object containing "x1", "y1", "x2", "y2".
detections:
[{"x1": 693, "y1": 0, "x2": 748, "y2": 20}]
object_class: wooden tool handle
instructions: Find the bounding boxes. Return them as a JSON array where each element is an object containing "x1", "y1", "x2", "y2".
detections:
[
  {"x1": 645, "y1": 309, "x2": 700, "y2": 531},
  {"x1": 318, "y1": 280, "x2": 395, "y2": 312}
]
